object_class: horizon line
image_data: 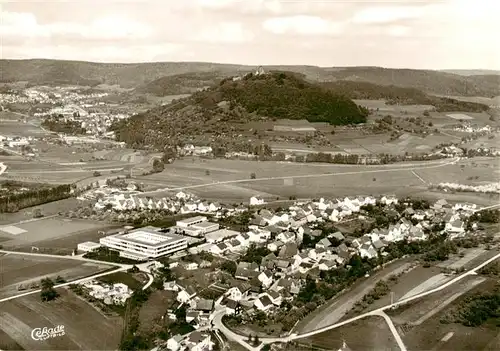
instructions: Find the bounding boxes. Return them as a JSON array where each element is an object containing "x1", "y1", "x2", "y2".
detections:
[{"x1": 1, "y1": 57, "x2": 499, "y2": 72}]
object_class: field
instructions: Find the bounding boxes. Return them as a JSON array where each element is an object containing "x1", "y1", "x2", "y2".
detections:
[
  {"x1": 134, "y1": 157, "x2": 499, "y2": 206},
  {"x1": 295, "y1": 258, "x2": 415, "y2": 333},
  {"x1": 388, "y1": 276, "x2": 499, "y2": 351},
  {"x1": 0, "y1": 216, "x2": 113, "y2": 252},
  {"x1": 0, "y1": 288, "x2": 122, "y2": 350},
  {"x1": 0, "y1": 254, "x2": 113, "y2": 298},
  {"x1": 0, "y1": 155, "x2": 132, "y2": 184},
  {"x1": 137, "y1": 290, "x2": 176, "y2": 335},
  {"x1": 0, "y1": 198, "x2": 81, "y2": 226},
  {"x1": 298, "y1": 315, "x2": 399, "y2": 351}
]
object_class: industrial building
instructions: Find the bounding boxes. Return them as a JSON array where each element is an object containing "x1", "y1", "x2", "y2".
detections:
[
  {"x1": 175, "y1": 216, "x2": 219, "y2": 237},
  {"x1": 99, "y1": 227, "x2": 187, "y2": 261}
]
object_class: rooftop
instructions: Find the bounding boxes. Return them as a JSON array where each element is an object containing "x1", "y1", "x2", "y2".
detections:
[
  {"x1": 177, "y1": 216, "x2": 208, "y2": 225},
  {"x1": 112, "y1": 228, "x2": 185, "y2": 247}
]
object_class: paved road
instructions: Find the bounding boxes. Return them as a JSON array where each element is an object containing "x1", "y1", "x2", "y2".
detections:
[
  {"x1": 372, "y1": 311, "x2": 407, "y2": 351},
  {"x1": 0, "y1": 265, "x2": 129, "y2": 303},
  {"x1": 0, "y1": 249, "x2": 131, "y2": 268},
  {"x1": 215, "y1": 251, "x2": 500, "y2": 350},
  {"x1": 142, "y1": 157, "x2": 459, "y2": 195},
  {"x1": 142, "y1": 273, "x2": 154, "y2": 291}
]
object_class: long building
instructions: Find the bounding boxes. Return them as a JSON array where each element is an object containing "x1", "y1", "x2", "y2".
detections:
[{"x1": 99, "y1": 227, "x2": 187, "y2": 261}]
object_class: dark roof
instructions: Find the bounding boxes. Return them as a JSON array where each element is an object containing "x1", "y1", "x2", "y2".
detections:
[
  {"x1": 226, "y1": 299, "x2": 239, "y2": 309},
  {"x1": 268, "y1": 290, "x2": 280, "y2": 299},
  {"x1": 195, "y1": 299, "x2": 214, "y2": 311},
  {"x1": 259, "y1": 295, "x2": 273, "y2": 307},
  {"x1": 187, "y1": 331, "x2": 207, "y2": 344},
  {"x1": 279, "y1": 242, "x2": 298, "y2": 258}
]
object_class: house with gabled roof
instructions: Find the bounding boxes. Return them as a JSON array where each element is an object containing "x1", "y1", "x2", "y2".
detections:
[
  {"x1": 235, "y1": 261, "x2": 259, "y2": 281},
  {"x1": 328, "y1": 231, "x2": 345, "y2": 242},
  {"x1": 267, "y1": 240, "x2": 284, "y2": 252},
  {"x1": 225, "y1": 299, "x2": 243, "y2": 315},
  {"x1": 258, "y1": 270, "x2": 274, "y2": 288},
  {"x1": 254, "y1": 294, "x2": 274, "y2": 312},
  {"x1": 279, "y1": 242, "x2": 298, "y2": 259},
  {"x1": 176, "y1": 283, "x2": 197, "y2": 304},
  {"x1": 277, "y1": 231, "x2": 295, "y2": 244},
  {"x1": 316, "y1": 237, "x2": 332, "y2": 249},
  {"x1": 318, "y1": 259, "x2": 336, "y2": 271}
]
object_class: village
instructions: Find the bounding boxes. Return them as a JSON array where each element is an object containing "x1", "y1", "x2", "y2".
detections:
[{"x1": 64, "y1": 182, "x2": 498, "y2": 351}]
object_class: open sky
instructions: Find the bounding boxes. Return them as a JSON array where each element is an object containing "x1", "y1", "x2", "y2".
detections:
[{"x1": 1, "y1": 0, "x2": 499, "y2": 69}]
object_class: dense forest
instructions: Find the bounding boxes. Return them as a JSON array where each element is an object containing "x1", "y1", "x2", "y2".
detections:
[
  {"x1": 0, "y1": 184, "x2": 72, "y2": 212},
  {"x1": 321, "y1": 81, "x2": 490, "y2": 113},
  {"x1": 218, "y1": 72, "x2": 369, "y2": 125}
]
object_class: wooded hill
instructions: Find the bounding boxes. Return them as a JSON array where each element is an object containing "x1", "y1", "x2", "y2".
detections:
[
  {"x1": 110, "y1": 72, "x2": 368, "y2": 149},
  {"x1": 320, "y1": 81, "x2": 490, "y2": 112},
  {"x1": 1, "y1": 59, "x2": 499, "y2": 97}
]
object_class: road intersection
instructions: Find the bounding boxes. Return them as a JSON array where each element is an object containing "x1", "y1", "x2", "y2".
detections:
[{"x1": 212, "y1": 250, "x2": 500, "y2": 351}]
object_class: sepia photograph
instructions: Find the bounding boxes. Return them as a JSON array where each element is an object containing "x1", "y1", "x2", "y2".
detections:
[{"x1": 0, "y1": 0, "x2": 499, "y2": 350}]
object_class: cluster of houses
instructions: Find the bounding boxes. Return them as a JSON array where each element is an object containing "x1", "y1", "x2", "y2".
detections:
[
  {"x1": 179, "y1": 144, "x2": 213, "y2": 157},
  {"x1": 80, "y1": 280, "x2": 133, "y2": 305},
  {"x1": 164, "y1": 331, "x2": 213, "y2": 351},
  {"x1": 435, "y1": 181, "x2": 500, "y2": 194},
  {"x1": 86, "y1": 187, "x2": 227, "y2": 215},
  {"x1": 0, "y1": 135, "x2": 32, "y2": 148},
  {"x1": 156, "y1": 196, "x2": 480, "y2": 322}
]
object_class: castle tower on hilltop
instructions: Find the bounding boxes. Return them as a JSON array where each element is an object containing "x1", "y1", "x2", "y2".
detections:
[{"x1": 255, "y1": 66, "x2": 266, "y2": 76}]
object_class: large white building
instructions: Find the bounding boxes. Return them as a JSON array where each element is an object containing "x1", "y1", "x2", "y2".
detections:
[{"x1": 99, "y1": 227, "x2": 187, "y2": 261}]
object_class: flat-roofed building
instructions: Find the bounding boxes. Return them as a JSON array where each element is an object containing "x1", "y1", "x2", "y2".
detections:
[
  {"x1": 172, "y1": 221, "x2": 220, "y2": 237},
  {"x1": 100, "y1": 227, "x2": 187, "y2": 261},
  {"x1": 176, "y1": 216, "x2": 208, "y2": 228},
  {"x1": 77, "y1": 241, "x2": 101, "y2": 253},
  {"x1": 191, "y1": 221, "x2": 219, "y2": 234}
]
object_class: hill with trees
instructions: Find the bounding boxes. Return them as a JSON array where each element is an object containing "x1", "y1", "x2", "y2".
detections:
[
  {"x1": 134, "y1": 71, "x2": 228, "y2": 96},
  {"x1": 320, "y1": 81, "x2": 490, "y2": 112},
  {"x1": 1, "y1": 59, "x2": 499, "y2": 97},
  {"x1": 110, "y1": 72, "x2": 368, "y2": 149}
]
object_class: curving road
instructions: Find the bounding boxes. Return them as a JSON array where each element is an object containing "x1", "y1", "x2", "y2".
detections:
[
  {"x1": 213, "y1": 250, "x2": 500, "y2": 350},
  {"x1": 142, "y1": 157, "x2": 459, "y2": 195},
  {"x1": 0, "y1": 266, "x2": 129, "y2": 303},
  {"x1": 0, "y1": 250, "x2": 133, "y2": 303}
]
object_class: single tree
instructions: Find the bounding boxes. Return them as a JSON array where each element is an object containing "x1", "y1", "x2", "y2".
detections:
[
  {"x1": 250, "y1": 172, "x2": 256, "y2": 179},
  {"x1": 40, "y1": 278, "x2": 59, "y2": 302}
]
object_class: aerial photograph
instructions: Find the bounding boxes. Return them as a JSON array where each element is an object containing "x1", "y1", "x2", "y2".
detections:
[{"x1": 0, "y1": 0, "x2": 499, "y2": 350}]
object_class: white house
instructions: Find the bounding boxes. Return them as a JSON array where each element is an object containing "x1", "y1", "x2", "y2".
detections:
[
  {"x1": 250, "y1": 196, "x2": 265, "y2": 206},
  {"x1": 184, "y1": 331, "x2": 212, "y2": 351},
  {"x1": 258, "y1": 270, "x2": 273, "y2": 289},
  {"x1": 226, "y1": 287, "x2": 244, "y2": 301},
  {"x1": 254, "y1": 295, "x2": 274, "y2": 312},
  {"x1": 177, "y1": 286, "x2": 197, "y2": 304},
  {"x1": 446, "y1": 219, "x2": 465, "y2": 234},
  {"x1": 166, "y1": 334, "x2": 183, "y2": 351}
]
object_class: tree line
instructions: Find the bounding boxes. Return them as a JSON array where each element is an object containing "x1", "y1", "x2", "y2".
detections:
[{"x1": 0, "y1": 184, "x2": 72, "y2": 212}]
